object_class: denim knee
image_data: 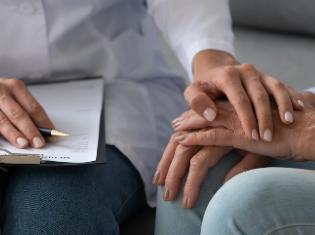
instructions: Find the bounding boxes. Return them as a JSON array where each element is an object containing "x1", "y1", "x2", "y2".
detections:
[
  {"x1": 201, "y1": 167, "x2": 315, "y2": 235},
  {"x1": 155, "y1": 151, "x2": 242, "y2": 235}
]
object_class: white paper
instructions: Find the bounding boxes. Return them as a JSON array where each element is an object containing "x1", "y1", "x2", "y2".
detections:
[{"x1": 0, "y1": 79, "x2": 104, "y2": 163}]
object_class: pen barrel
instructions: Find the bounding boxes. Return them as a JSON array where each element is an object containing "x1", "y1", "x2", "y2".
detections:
[{"x1": 39, "y1": 128, "x2": 52, "y2": 136}]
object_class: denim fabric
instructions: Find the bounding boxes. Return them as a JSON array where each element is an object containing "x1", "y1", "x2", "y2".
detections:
[
  {"x1": 0, "y1": 145, "x2": 147, "y2": 235},
  {"x1": 155, "y1": 151, "x2": 315, "y2": 235},
  {"x1": 201, "y1": 167, "x2": 315, "y2": 235}
]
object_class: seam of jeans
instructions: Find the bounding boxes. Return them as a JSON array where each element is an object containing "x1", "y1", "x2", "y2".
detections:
[
  {"x1": 266, "y1": 224, "x2": 315, "y2": 235},
  {"x1": 114, "y1": 184, "x2": 144, "y2": 219}
]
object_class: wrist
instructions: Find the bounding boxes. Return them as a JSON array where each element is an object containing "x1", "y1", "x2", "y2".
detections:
[
  {"x1": 192, "y1": 49, "x2": 238, "y2": 78},
  {"x1": 301, "y1": 91, "x2": 315, "y2": 107},
  {"x1": 295, "y1": 110, "x2": 315, "y2": 160}
]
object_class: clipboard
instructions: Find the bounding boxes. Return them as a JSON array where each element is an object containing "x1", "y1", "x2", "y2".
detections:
[{"x1": 0, "y1": 111, "x2": 106, "y2": 167}]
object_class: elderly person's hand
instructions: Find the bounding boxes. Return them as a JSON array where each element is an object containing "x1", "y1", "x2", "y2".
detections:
[
  {"x1": 175, "y1": 92, "x2": 315, "y2": 161},
  {"x1": 188, "y1": 50, "x2": 305, "y2": 141},
  {"x1": 153, "y1": 135, "x2": 270, "y2": 208}
]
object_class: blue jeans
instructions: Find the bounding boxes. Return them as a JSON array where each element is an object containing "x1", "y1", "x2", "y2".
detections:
[
  {"x1": 0, "y1": 145, "x2": 147, "y2": 235},
  {"x1": 155, "y1": 151, "x2": 315, "y2": 235}
]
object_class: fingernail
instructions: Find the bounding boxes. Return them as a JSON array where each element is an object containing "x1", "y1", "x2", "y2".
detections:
[
  {"x1": 183, "y1": 196, "x2": 191, "y2": 209},
  {"x1": 297, "y1": 100, "x2": 305, "y2": 108},
  {"x1": 251, "y1": 129, "x2": 259, "y2": 141},
  {"x1": 284, "y1": 112, "x2": 294, "y2": 123},
  {"x1": 172, "y1": 117, "x2": 183, "y2": 125},
  {"x1": 263, "y1": 129, "x2": 272, "y2": 142},
  {"x1": 16, "y1": 137, "x2": 28, "y2": 148},
  {"x1": 164, "y1": 188, "x2": 170, "y2": 201},
  {"x1": 153, "y1": 171, "x2": 160, "y2": 185},
  {"x1": 203, "y1": 108, "x2": 216, "y2": 122},
  {"x1": 172, "y1": 121, "x2": 182, "y2": 129},
  {"x1": 33, "y1": 137, "x2": 44, "y2": 148}
]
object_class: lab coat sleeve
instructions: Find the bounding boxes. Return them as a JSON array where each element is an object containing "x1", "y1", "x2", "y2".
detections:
[{"x1": 147, "y1": 0, "x2": 235, "y2": 80}]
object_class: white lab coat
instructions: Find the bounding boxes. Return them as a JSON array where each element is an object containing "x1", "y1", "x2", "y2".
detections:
[{"x1": 0, "y1": 0, "x2": 234, "y2": 206}]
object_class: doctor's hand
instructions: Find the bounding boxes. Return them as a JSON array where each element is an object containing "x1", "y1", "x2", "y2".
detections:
[
  {"x1": 0, "y1": 78, "x2": 54, "y2": 148},
  {"x1": 188, "y1": 50, "x2": 304, "y2": 142}
]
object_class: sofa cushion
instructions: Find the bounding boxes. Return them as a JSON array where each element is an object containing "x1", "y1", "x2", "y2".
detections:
[
  {"x1": 234, "y1": 27, "x2": 315, "y2": 90},
  {"x1": 230, "y1": 1, "x2": 315, "y2": 36}
]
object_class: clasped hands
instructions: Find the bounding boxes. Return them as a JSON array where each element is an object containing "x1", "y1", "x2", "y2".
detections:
[{"x1": 153, "y1": 50, "x2": 315, "y2": 209}]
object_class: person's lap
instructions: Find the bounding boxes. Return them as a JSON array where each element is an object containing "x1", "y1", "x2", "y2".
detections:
[
  {"x1": 155, "y1": 151, "x2": 315, "y2": 235},
  {"x1": 201, "y1": 167, "x2": 315, "y2": 235},
  {"x1": 0, "y1": 145, "x2": 147, "y2": 235}
]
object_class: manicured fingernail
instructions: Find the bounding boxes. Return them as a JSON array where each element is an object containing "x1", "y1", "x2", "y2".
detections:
[
  {"x1": 33, "y1": 137, "x2": 44, "y2": 148},
  {"x1": 164, "y1": 188, "x2": 170, "y2": 201},
  {"x1": 284, "y1": 112, "x2": 294, "y2": 123},
  {"x1": 203, "y1": 108, "x2": 216, "y2": 122},
  {"x1": 183, "y1": 196, "x2": 191, "y2": 209},
  {"x1": 16, "y1": 137, "x2": 28, "y2": 148},
  {"x1": 153, "y1": 171, "x2": 160, "y2": 185},
  {"x1": 264, "y1": 129, "x2": 272, "y2": 142},
  {"x1": 297, "y1": 100, "x2": 305, "y2": 108},
  {"x1": 251, "y1": 129, "x2": 259, "y2": 141}
]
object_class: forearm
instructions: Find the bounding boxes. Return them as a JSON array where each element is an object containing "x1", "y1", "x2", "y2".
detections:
[{"x1": 147, "y1": 0, "x2": 235, "y2": 79}]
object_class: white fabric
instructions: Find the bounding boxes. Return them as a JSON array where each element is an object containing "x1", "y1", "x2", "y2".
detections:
[
  {"x1": 149, "y1": 0, "x2": 235, "y2": 80},
  {"x1": 0, "y1": 0, "x2": 233, "y2": 206},
  {"x1": 307, "y1": 87, "x2": 315, "y2": 94}
]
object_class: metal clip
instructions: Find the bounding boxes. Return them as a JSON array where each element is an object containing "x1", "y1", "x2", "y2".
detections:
[{"x1": 0, "y1": 148, "x2": 43, "y2": 165}]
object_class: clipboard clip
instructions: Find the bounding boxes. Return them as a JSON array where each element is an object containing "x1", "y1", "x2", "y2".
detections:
[{"x1": 0, "y1": 148, "x2": 43, "y2": 165}]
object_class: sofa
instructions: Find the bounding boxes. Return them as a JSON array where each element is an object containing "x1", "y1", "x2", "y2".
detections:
[{"x1": 121, "y1": 1, "x2": 315, "y2": 234}]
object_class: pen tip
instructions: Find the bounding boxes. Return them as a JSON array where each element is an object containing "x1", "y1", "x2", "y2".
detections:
[{"x1": 51, "y1": 130, "x2": 69, "y2": 137}]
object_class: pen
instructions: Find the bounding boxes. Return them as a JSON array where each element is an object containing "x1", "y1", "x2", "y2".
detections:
[{"x1": 38, "y1": 128, "x2": 69, "y2": 137}]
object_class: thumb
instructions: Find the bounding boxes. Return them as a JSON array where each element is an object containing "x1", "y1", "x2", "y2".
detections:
[{"x1": 184, "y1": 83, "x2": 217, "y2": 122}]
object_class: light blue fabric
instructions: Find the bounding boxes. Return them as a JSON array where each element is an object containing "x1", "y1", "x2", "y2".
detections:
[
  {"x1": 201, "y1": 167, "x2": 315, "y2": 235},
  {"x1": 155, "y1": 153, "x2": 315, "y2": 235}
]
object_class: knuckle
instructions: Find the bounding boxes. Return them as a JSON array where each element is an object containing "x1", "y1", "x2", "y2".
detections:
[
  {"x1": 165, "y1": 176, "x2": 178, "y2": 187},
  {"x1": 236, "y1": 94, "x2": 249, "y2": 107},
  {"x1": 10, "y1": 108, "x2": 26, "y2": 121},
  {"x1": 205, "y1": 130, "x2": 216, "y2": 143},
  {"x1": 223, "y1": 66, "x2": 238, "y2": 78},
  {"x1": 189, "y1": 157, "x2": 203, "y2": 170},
  {"x1": 241, "y1": 63, "x2": 256, "y2": 72},
  {"x1": 184, "y1": 184, "x2": 196, "y2": 195},
  {"x1": 0, "y1": 114, "x2": 9, "y2": 125},
  {"x1": 176, "y1": 144, "x2": 192, "y2": 156},
  {"x1": 0, "y1": 91, "x2": 8, "y2": 104},
  {"x1": 6, "y1": 78, "x2": 24, "y2": 89},
  {"x1": 28, "y1": 102, "x2": 44, "y2": 116},
  {"x1": 255, "y1": 92, "x2": 269, "y2": 104},
  {"x1": 273, "y1": 80, "x2": 285, "y2": 90},
  {"x1": 241, "y1": 64, "x2": 259, "y2": 79}
]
